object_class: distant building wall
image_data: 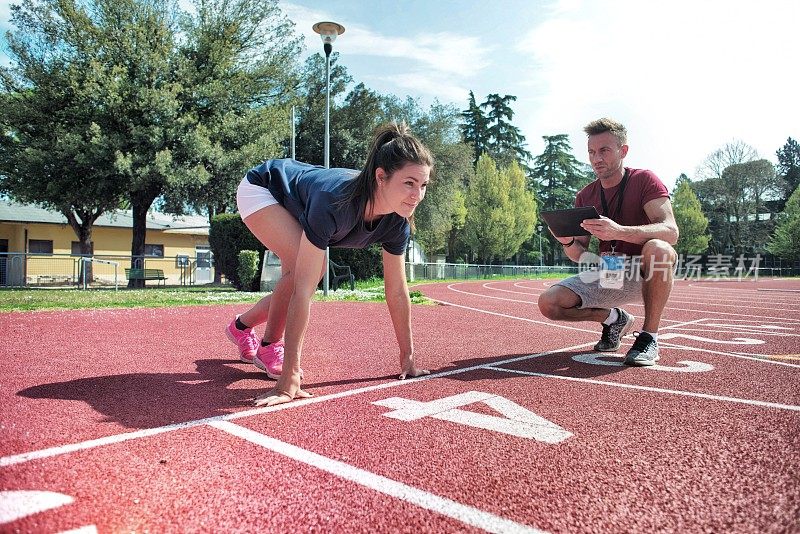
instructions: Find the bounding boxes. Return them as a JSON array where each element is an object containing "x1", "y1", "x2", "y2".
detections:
[{"x1": 0, "y1": 221, "x2": 211, "y2": 286}]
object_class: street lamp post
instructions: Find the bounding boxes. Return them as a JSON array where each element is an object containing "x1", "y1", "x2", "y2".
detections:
[
  {"x1": 313, "y1": 21, "x2": 345, "y2": 296},
  {"x1": 537, "y1": 225, "x2": 543, "y2": 269},
  {"x1": 290, "y1": 105, "x2": 295, "y2": 159}
]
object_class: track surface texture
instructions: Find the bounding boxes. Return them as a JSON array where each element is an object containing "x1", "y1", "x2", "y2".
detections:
[{"x1": 1, "y1": 278, "x2": 799, "y2": 533}]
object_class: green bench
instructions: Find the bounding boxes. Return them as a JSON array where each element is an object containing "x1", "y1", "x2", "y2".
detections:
[{"x1": 125, "y1": 268, "x2": 167, "y2": 286}]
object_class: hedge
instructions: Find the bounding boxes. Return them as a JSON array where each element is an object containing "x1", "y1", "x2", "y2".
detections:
[{"x1": 209, "y1": 213, "x2": 264, "y2": 290}]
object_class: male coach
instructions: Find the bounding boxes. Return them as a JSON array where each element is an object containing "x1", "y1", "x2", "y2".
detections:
[{"x1": 537, "y1": 118, "x2": 679, "y2": 365}]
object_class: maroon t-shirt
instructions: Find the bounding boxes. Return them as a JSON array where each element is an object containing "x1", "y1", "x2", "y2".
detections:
[{"x1": 575, "y1": 167, "x2": 669, "y2": 256}]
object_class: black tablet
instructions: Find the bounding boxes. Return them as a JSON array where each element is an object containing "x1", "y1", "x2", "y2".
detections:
[{"x1": 539, "y1": 206, "x2": 600, "y2": 237}]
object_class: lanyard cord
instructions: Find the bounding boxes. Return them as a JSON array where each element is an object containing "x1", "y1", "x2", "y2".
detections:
[{"x1": 599, "y1": 169, "x2": 629, "y2": 252}]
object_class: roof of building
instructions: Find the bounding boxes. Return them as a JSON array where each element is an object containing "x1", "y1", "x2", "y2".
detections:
[{"x1": 0, "y1": 200, "x2": 210, "y2": 235}]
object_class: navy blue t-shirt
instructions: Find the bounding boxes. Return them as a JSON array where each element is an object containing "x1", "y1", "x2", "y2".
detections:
[{"x1": 244, "y1": 159, "x2": 410, "y2": 255}]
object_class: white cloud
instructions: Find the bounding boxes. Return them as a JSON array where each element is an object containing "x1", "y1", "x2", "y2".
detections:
[
  {"x1": 367, "y1": 71, "x2": 469, "y2": 104},
  {"x1": 282, "y1": 2, "x2": 491, "y2": 94},
  {"x1": 284, "y1": 2, "x2": 491, "y2": 71},
  {"x1": 513, "y1": 0, "x2": 800, "y2": 189}
]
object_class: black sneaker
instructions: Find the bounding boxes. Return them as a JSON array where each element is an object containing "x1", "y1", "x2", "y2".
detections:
[
  {"x1": 594, "y1": 308, "x2": 635, "y2": 352},
  {"x1": 624, "y1": 331, "x2": 659, "y2": 366}
]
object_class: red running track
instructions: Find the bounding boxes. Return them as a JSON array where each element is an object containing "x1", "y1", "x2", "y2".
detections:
[{"x1": 1, "y1": 278, "x2": 798, "y2": 533}]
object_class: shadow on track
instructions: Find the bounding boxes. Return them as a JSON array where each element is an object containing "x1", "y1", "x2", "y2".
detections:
[
  {"x1": 442, "y1": 350, "x2": 629, "y2": 381},
  {"x1": 17, "y1": 358, "x2": 273, "y2": 429}
]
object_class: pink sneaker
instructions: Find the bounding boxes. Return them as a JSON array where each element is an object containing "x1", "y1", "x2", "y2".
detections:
[
  {"x1": 253, "y1": 341, "x2": 285, "y2": 379},
  {"x1": 225, "y1": 316, "x2": 259, "y2": 363}
]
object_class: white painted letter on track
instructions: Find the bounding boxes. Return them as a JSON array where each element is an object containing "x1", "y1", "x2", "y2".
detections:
[{"x1": 373, "y1": 392, "x2": 572, "y2": 444}]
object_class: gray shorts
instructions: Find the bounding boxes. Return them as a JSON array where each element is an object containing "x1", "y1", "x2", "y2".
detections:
[{"x1": 556, "y1": 273, "x2": 644, "y2": 309}]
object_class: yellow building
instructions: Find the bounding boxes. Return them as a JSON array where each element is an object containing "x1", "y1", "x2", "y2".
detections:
[{"x1": 0, "y1": 200, "x2": 213, "y2": 287}]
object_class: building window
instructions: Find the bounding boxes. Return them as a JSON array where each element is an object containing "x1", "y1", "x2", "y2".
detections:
[
  {"x1": 29, "y1": 239, "x2": 53, "y2": 254},
  {"x1": 71, "y1": 241, "x2": 94, "y2": 256},
  {"x1": 144, "y1": 244, "x2": 164, "y2": 257}
]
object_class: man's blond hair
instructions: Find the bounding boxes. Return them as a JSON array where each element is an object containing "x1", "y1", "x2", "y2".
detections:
[{"x1": 584, "y1": 118, "x2": 627, "y2": 146}]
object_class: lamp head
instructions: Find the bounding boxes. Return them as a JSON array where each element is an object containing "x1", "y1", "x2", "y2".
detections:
[{"x1": 313, "y1": 21, "x2": 345, "y2": 45}]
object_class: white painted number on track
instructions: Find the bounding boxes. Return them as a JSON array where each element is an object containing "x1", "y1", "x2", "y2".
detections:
[
  {"x1": 0, "y1": 490, "x2": 97, "y2": 533},
  {"x1": 373, "y1": 391, "x2": 572, "y2": 444},
  {"x1": 571, "y1": 353, "x2": 714, "y2": 373}
]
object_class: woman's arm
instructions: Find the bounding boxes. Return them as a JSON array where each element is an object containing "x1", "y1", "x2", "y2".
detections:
[
  {"x1": 255, "y1": 232, "x2": 325, "y2": 406},
  {"x1": 382, "y1": 249, "x2": 429, "y2": 380}
]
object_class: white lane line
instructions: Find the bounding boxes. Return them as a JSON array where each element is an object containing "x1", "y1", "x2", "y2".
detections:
[
  {"x1": 654, "y1": 342, "x2": 800, "y2": 369},
  {"x1": 622, "y1": 318, "x2": 800, "y2": 369},
  {"x1": 430, "y1": 296, "x2": 600, "y2": 335},
  {"x1": 757, "y1": 288, "x2": 800, "y2": 293},
  {"x1": 483, "y1": 367, "x2": 800, "y2": 412},
  {"x1": 613, "y1": 317, "x2": 800, "y2": 368},
  {"x1": 659, "y1": 318, "x2": 709, "y2": 330},
  {"x1": 0, "y1": 420, "x2": 218, "y2": 468},
  {"x1": 209, "y1": 420, "x2": 545, "y2": 534},
  {"x1": 454, "y1": 280, "x2": 800, "y2": 307},
  {"x1": 438, "y1": 284, "x2": 800, "y2": 322},
  {"x1": 0, "y1": 341, "x2": 597, "y2": 468},
  {"x1": 0, "y1": 490, "x2": 73, "y2": 523},
  {"x1": 431, "y1": 297, "x2": 800, "y2": 362},
  {"x1": 664, "y1": 328, "x2": 800, "y2": 337},
  {"x1": 446, "y1": 284, "x2": 537, "y2": 304},
  {"x1": 481, "y1": 283, "x2": 539, "y2": 296},
  {"x1": 3, "y1": 296, "x2": 797, "y2": 468}
]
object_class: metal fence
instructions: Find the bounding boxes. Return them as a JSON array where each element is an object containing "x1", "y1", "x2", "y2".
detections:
[
  {"x1": 405, "y1": 255, "x2": 800, "y2": 283},
  {"x1": 406, "y1": 262, "x2": 578, "y2": 281},
  {"x1": 1, "y1": 252, "x2": 797, "y2": 289},
  {"x1": 0, "y1": 253, "x2": 215, "y2": 288}
]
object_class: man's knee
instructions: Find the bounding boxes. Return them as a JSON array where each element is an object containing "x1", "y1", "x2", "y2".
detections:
[
  {"x1": 538, "y1": 286, "x2": 579, "y2": 319},
  {"x1": 641, "y1": 239, "x2": 677, "y2": 265},
  {"x1": 640, "y1": 239, "x2": 677, "y2": 284},
  {"x1": 537, "y1": 290, "x2": 558, "y2": 319}
]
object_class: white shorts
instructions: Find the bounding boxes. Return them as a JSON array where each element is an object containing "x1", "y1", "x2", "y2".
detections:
[{"x1": 236, "y1": 177, "x2": 279, "y2": 219}]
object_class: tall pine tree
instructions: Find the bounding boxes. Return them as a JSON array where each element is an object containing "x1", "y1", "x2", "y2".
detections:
[
  {"x1": 460, "y1": 92, "x2": 530, "y2": 168},
  {"x1": 460, "y1": 90, "x2": 488, "y2": 165},
  {"x1": 530, "y1": 134, "x2": 592, "y2": 263},
  {"x1": 480, "y1": 94, "x2": 531, "y2": 167}
]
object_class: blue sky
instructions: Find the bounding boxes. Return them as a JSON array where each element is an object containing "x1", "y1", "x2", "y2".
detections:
[{"x1": 3, "y1": 0, "x2": 799, "y2": 192}]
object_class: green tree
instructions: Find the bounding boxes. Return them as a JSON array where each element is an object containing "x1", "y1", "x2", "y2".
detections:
[
  {"x1": 464, "y1": 155, "x2": 537, "y2": 263},
  {"x1": 403, "y1": 101, "x2": 473, "y2": 258},
  {"x1": 505, "y1": 160, "x2": 538, "y2": 258},
  {"x1": 694, "y1": 141, "x2": 758, "y2": 253},
  {"x1": 333, "y1": 83, "x2": 386, "y2": 167},
  {"x1": 0, "y1": 0, "x2": 132, "y2": 273},
  {"x1": 767, "y1": 184, "x2": 800, "y2": 260},
  {"x1": 294, "y1": 52, "x2": 352, "y2": 167},
  {"x1": 65, "y1": 0, "x2": 192, "y2": 287},
  {"x1": 480, "y1": 93, "x2": 531, "y2": 167},
  {"x1": 776, "y1": 137, "x2": 800, "y2": 209},
  {"x1": 446, "y1": 189, "x2": 468, "y2": 262},
  {"x1": 529, "y1": 134, "x2": 592, "y2": 263},
  {"x1": 697, "y1": 159, "x2": 781, "y2": 255},
  {"x1": 460, "y1": 90, "x2": 489, "y2": 165},
  {"x1": 672, "y1": 174, "x2": 710, "y2": 254},
  {"x1": 162, "y1": 0, "x2": 302, "y2": 221}
]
